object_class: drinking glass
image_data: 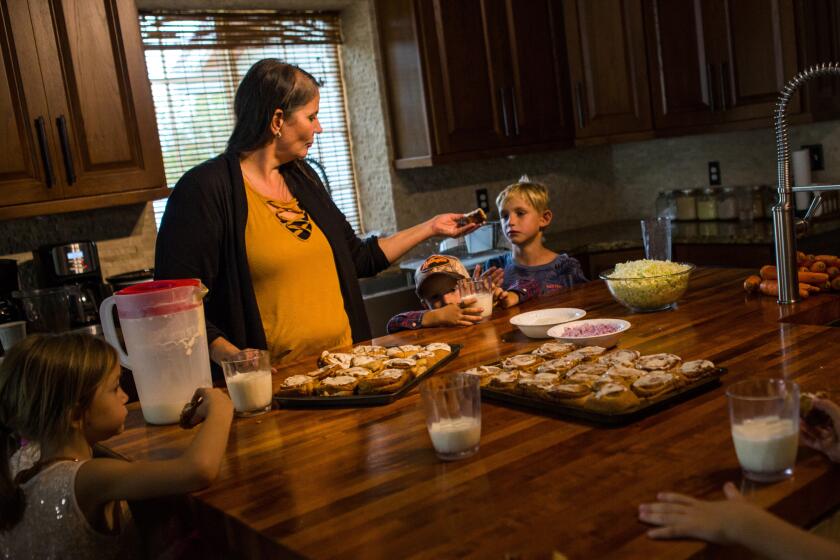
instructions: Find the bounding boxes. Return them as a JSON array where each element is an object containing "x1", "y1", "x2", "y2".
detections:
[
  {"x1": 727, "y1": 378, "x2": 799, "y2": 482},
  {"x1": 640, "y1": 217, "x2": 672, "y2": 261},
  {"x1": 457, "y1": 278, "x2": 493, "y2": 319},
  {"x1": 419, "y1": 373, "x2": 481, "y2": 461},
  {"x1": 221, "y1": 349, "x2": 273, "y2": 417}
]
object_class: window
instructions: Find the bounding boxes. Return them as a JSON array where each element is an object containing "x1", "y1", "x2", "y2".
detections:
[{"x1": 139, "y1": 11, "x2": 362, "y2": 232}]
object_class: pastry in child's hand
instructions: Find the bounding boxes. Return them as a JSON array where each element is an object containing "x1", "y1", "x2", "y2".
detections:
[
  {"x1": 351, "y1": 354, "x2": 384, "y2": 372},
  {"x1": 635, "y1": 353, "x2": 682, "y2": 371},
  {"x1": 537, "y1": 355, "x2": 582, "y2": 374},
  {"x1": 586, "y1": 383, "x2": 641, "y2": 413},
  {"x1": 566, "y1": 346, "x2": 607, "y2": 362},
  {"x1": 598, "y1": 349, "x2": 641, "y2": 368},
  {"x1": 319, "y1": 351, "x2": 354, "y2": 368},
  {"x1": 463, "y1": 365, "x2": 502, "y2": 386},
  {"x1": 677, "y1": 359, "x2": 716, "y2": 381},
  {"x1": 179, "y1": 394, "x2": 202, "y2": 429},
  {"x1": 455, "y1": 207, "x2": 487, "y2": 227},
  {"x1": 801, "y1": 391, "x2": 832, "y2": 428},
  {"x1": 318, "y1": 375, "x2": 359, "y2": 396},
  {"x1": 542, "y1": 383, "x2": 592, "y2": 407},
  {"x1": 631, "y1": 372, "x2": 676, "y2": 398},
  {"x1": 501, "y1": 354, "x2": 544, "y2": 372},
  {"x1": 358, "y1": 369, "x2": 411, "y2": 394},
  {"x1": 531, "y1": 342, "x2": 577, "y2": 359},
  {"x1": 277, "y1": 374, "x2": 317, "y2": 396}
]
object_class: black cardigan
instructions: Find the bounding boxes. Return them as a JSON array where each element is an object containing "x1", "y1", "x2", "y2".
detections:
[{"x1": 155, "y1": 152, "x2": 390, "y2": 356}]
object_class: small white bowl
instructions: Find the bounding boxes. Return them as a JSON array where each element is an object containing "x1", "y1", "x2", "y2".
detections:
[
  {"x1": 509, "y1": 308, "x2": 586, "y2": 339},
  {"x1": 546, "y1": 318, "x2": 631, "y2": 348}
]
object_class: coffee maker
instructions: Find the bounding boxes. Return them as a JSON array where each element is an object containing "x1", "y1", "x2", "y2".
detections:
[{"x1": 34, "y1": 241, "x2": 109, "y2": 326}]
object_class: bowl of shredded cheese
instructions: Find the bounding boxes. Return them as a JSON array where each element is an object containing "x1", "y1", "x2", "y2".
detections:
[{"x1": 599, "y1": 260, "x2": 695, "y2": 312}]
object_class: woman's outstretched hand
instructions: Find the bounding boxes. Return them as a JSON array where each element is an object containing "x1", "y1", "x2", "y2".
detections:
[{"x1": 427, "y1": 213, "x2": 480, "y2": 238}]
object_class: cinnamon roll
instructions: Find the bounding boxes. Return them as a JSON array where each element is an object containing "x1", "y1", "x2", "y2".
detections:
[
  {"x1": 318, "y1": 375, "x2": 359, "y2": 396},
  {"x1": 537, "y1": 355, "x2": 582, "y2": 374},
  {"x1": 357, "y1": 368, "x2": 411, "y2": 394},
  {"x1": 542, "y1": 383, "x2": 593, "y2": 407},
  {"x1": 631, "y1": 372, "x2": 677, "y2": 398},
  {"x1": 277, "y1": 374, "x2": 317, "y2": 397},
  {"x1": 531, "y1": 341, "x2": 577, "y2": 359},
  {"x1": 586, "y1": 383, "x2": 641, "y2": 413},
  {"x1": 566, "y1": 346, "x2": 608, "y2": 362},
  {"x1": 501, "y1": 354, "x2": 544, "y2": 372},
  {"x1": 598, "y1": 349, "x2": 641, "y2": 368},
  {"x1": 463, "y1": 365, "x2": 503, "y2": 386},
  {"x1": 677, "y1": 359, "x2": 716, "y2": 381},
  {"x1": 635, "y1": 353, "x2": 682, "y2": 371}
]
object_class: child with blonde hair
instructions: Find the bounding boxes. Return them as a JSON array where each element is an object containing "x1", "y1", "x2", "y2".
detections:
[
  {"x1": 484, "y1": 177, "x2": 587, "y2": 307},
  {"x1": 0, "y1": 333, "x2": 233, "y2": 559}
]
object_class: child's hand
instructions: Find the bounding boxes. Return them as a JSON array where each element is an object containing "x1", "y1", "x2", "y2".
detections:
[
  {"x1": 496, "y1": 290, "x2": 520, "y2": 309},
  {"x1": 801, "y1": 398, "x2": 840, "y2": 463},
  {"x1": 422, "y1": 300, "x2": 484, "y2": 327},
  {"x1": 638, "y1": 482, "x2": 763, "y2": 544},
  {"x1": 473, "y1": 264, "x2": 505, "y2": 289},
  {"x1": 189, "y1": 388, "x2": 233, "y2": 426}
]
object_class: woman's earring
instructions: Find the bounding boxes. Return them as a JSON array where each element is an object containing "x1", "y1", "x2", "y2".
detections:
[{"x1": 275, "y1": 130, "x2": 282, "y2": 138}]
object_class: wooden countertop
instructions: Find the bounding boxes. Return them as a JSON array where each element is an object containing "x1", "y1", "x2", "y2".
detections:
[{"x1": 101, "y1": 268, "x2": 840, "y2": 559}]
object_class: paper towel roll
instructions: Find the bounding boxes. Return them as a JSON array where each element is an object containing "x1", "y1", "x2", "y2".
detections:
[{"x1": 792, "y1": 149, "x2": 812, "y2": 212}]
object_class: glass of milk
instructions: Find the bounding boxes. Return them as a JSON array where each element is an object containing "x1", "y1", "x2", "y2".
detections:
[
  {"x1": 222, "y1": 349, "x2": 273, "y2": 417},
  {"x1": 727, "y1": 378, "x2": 800, "y2": 482},
  {"x1": 457, "y1": 278, "x2": 493, "y2": 320},
  {"x1": 419, "y1": 373, "x2": 481, "y2": 461}
]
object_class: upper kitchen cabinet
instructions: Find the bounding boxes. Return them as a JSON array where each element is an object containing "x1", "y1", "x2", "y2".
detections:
[
  {"x1": 796, "y1": 0, "x2": 840, "y2": 120},
  {"x1": 562, "y1": 0, "x2": 653, "y2": 143},
  {"x1": 644, "y1": 0, "x2": 800, "y2": 132},
  {"x1": 0, "y1": 0, "x2": 167, "y2": 220},
  {"x1": 376, "y1": 0, "x2": 573, "y2": 168}
]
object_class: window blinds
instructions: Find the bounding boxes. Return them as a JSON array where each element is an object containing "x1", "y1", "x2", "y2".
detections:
[{"x1": 139, "y1": 11, "x2": 362, "y2": 232}]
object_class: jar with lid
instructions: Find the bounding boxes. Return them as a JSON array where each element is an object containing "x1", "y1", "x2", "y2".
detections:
[
  {"x1": 675, "y1": 189, "x2": 698, "y2": 221},
  {"x1": 696, "y1": 188, "x2": 718, "y2": 221},
  {"x1": 717, "y1": 187, "x2": 737, "y2": 220},
  {"x1": 750, "y1": 185, "x2": 766, "y2": 219},
  {"x1": 655, "y1": 190, "x2": 676, "y2": 220}
]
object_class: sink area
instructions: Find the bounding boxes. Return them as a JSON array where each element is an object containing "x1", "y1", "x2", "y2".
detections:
[{"x1": 778, "y1": 295, "x2": 840, "y2": 327}]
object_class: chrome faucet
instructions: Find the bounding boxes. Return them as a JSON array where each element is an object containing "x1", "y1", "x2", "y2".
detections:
[{"x1": 773, "y1": 62, "x2": 840, "y2": 304}]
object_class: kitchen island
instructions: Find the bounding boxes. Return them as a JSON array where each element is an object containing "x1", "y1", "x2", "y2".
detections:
[{"x1": 101, "y1": 268, "x2": 840, "y2": 559}]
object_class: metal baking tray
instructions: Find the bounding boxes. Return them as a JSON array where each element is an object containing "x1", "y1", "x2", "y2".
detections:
[
  {"x1": 481, "y1": 367, "x2": 728, "y2": 425},
  {"x1": 273, "y1": 344, "x2": 462, "y2": 408}
]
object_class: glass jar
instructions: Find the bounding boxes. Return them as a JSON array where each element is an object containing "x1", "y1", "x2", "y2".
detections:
[
  {"x1": 717, "y1": 186, "x2": 737, "y2": 220},
  {"x1": 655, "y1": 190, "x2": 676, "y2": 220},
  {"x1": 751, "y1": 185, "x2": 766, "y2": 219},
  {"x1": 696, "y1": 188, "x2": 718, "y2": 221},
  {"x1": 675, "y1": 189, "x2": 698, "y2": 221}
]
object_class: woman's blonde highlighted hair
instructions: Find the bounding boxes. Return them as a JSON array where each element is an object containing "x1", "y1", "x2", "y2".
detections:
[
  {"x1": 0, "y1": 333, "x2": 117, "y2": 530},
  {"x1": 496, "y1": 177, "x2": 551, "y2": 214}
]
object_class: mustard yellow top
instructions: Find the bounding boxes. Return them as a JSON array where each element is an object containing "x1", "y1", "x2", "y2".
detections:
[{"x1": 244, "y1": 180, "x2": 352, "y2": 365}]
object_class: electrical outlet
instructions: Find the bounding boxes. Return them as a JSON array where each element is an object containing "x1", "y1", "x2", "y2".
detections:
[
  {"x1": 708, "y1": 161, "x2": 721, "y2": 185},
  {"x1": 475, "y1": 188, "x2": 490, "y2": 213},
  {"x1": 802, "y1": 144, "x2": 825, "y2": 171}
]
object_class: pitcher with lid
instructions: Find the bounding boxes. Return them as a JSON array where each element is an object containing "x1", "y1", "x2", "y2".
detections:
[{"x1": 99, "y1": 279, "x2": 213, "y2": 425}]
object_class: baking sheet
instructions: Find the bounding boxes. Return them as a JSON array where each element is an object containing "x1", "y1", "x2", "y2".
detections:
[{"x1": 273, "y1": 344, "x2": 462, "y2": 408}]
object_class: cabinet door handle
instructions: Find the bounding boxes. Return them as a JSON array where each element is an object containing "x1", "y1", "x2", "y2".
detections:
[
  {"x1": 509, "y1": 87, "x2": 520, "y2": 136},
  {"x1": 56, "y1": 115, "x2": 75, "y2": 185},
  {"x1": 34, "y1": 117, "x2": 54, "y2": 188},
  {"x1": 575, "y1": 82, "x2": 585, "y2": 128},
  {"x1": 706, "y1": 64, "x2": 715, "y2": 112},
  {"x1": 719, "y1": 62, "x2": 729, "y2": 112},
  {"x1": 499, "y1": 88, "x2": 511, "y2": 137}
]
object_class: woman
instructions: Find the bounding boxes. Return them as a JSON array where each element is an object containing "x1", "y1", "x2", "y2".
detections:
[{"x1": 155, "y1": 59, "x2": 476, "y2": 370}]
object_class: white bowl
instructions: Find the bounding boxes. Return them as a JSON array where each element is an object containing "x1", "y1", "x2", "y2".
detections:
[
  {"x1": 546, "y1": 318, "x2": 631, "y2": 348},
  {"x1": 509, "y1": 308, "x2": 586, "y2": 338}
]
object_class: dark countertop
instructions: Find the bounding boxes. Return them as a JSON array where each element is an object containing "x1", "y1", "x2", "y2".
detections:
[{"x1": 547, "y1": 216, "x2": 840, "y2": 254}]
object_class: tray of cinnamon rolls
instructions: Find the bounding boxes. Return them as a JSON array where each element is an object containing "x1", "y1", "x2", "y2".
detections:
[
  {"x1": 274, "y1": 342, "x2": 460, "y2": 407},
  {"x1": 469, "y1": 341, "x2": 725, "y2": 424}
]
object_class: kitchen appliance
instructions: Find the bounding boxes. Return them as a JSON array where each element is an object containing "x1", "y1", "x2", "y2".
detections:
[
  {"x1": 12, "y1": 286, "x2": 80, "y2": 333},
  {"x1": 34, "y1": 241, "x2": 109, "y2": 326},
  {"x1": 0, "y1": 259, "x2": 24, "y2": 324},
  {"x1": 100, "y1": 279, "x2": 213, "y2": 425},
  {"x1": 106, "y1": 268, "x2": 154, "y2": 291}
]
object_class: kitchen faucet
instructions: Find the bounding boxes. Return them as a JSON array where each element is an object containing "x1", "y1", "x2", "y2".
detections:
[{"x1": 773, "y1": 62, "x2": 840, "y2": 304}]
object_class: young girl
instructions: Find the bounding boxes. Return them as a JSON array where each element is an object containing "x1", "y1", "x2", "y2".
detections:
[
  {"x1": 0, "y1": 332, "x2": 233, "y2": 559},
  {"x1": 484, "y1": 178, "x2": 588, "y2": 308}
]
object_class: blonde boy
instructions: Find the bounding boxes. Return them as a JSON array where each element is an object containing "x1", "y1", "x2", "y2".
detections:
[{"x1": 486, "y1": 178, "x2": 587, "y2": 307}]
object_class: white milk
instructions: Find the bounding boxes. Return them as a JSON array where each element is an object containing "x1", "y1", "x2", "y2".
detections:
[
  {"x1": 226, "y1": 370, "x2": 273, "y2": 413},
  {"x1": 141, "y1": 402, "x2": 186, "y2": 425},
  {"x1": 731, "y1": 416, "x2": 798, "y2": 474},
  {"x1": 428, "y1": 416, "x2": 481, "y2": 454},
  {"x1": 473, "y1": 292, "x2": 494, "y2": 318}
]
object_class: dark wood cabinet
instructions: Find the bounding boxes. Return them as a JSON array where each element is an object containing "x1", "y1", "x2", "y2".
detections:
[
  {"x1": 563, "y1": 0, "x2": 653, "y2": 141},
  {"x1": 645, "y1": 0, "x2": 800, "y2": 132},
  {"x1": 0, "y1": 0, "x2": 167, "y2": 219},
  {"x1": 796, "y1": 0, "x2": 840, "y2": 119},
  {"x1": 377, "y1": 0, "x2": 573, "y2": 168}
]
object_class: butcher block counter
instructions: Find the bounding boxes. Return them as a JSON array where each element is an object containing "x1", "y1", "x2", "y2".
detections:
[{"x1": 101, "y1": 268, "x2": 840, "y2": 559}]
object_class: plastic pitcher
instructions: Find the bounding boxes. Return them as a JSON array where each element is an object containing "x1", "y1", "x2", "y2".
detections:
[{"x1": 100, "y1": 279, "x2": 212, "y2": 425}]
